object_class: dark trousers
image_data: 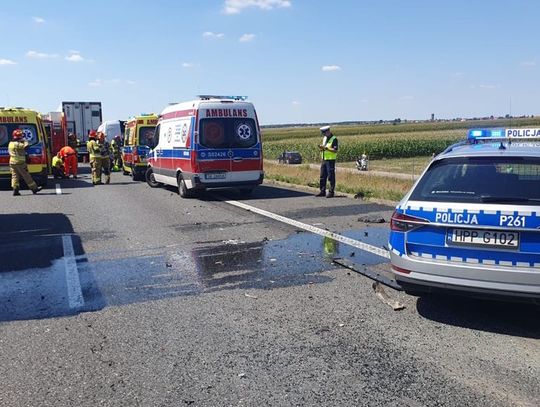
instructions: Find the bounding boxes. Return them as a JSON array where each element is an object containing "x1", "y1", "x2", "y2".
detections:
[{"x1": 319, "y1": 160, "x2": 336, "y2": 192}]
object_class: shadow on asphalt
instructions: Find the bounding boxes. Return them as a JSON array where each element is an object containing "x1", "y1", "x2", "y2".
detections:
[
  {"x1": 416, "y1": 294, "x2": 540, "y2": 339},
  {"x1": 0, "y1": 213, "x2": 105, "y2": 322}
]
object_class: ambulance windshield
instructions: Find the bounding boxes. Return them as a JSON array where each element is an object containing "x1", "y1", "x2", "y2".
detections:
[
  {"x1": 138, "y1": 127, "x2": 155, "y2": 147},
  {"x1": 199, "y1": 118, "x2": 257, "y2": 149},
  {"x1": 410, "y1": 157, "x2": 540, "y2": 204},
  {"x1": 0, "y1": 124, "x2": 39, "y2": 147}
]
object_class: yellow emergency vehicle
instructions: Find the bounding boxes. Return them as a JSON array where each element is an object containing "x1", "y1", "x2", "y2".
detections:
[
  {"x1": 0, "y1": 107, "x2": 50, "y2": 186},
  {"x1": 122, "y1": 114, "x2": 158, "y2": 181}
]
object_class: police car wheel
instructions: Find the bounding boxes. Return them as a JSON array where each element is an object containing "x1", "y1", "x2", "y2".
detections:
[{"x1": 145, "y1": 167, "x2": 161, "y2": 188}]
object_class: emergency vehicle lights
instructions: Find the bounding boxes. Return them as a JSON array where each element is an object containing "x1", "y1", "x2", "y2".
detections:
[
  {"x1": 468, "y1": 128, "x2": 540, "y2": 141},
  {"x1": 197, "y1": 95, "x2": 248, "y2": 101}
]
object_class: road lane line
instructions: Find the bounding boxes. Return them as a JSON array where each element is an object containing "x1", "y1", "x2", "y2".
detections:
[
  {"x1": 62, "y1": 234, "x2": 85, "y2": 309},
  {"x1": 55, "y1": 183, "x2": 62, "y2": 195},
  {"x1": 222, "y1": 199, "x2": 390, "y2": 259}
]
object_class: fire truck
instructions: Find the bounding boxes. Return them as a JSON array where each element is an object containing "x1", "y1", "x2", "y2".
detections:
[{"x1": 42, "y1": 111, "x2": 68, "y2": 156}]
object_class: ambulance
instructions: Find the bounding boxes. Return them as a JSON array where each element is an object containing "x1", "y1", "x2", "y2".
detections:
[
  {"x1": 0, "y1": 107, "x2": 50, "y2": 187},
  {"x1": 122, "y1": 114, "x2": 158, "y2": 180},
  {"x1": 146, "y1": 96, "x2": 264, "y2": 197}
]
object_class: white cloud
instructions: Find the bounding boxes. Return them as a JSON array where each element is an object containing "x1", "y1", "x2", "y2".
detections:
[
  {"x1": 33, "y1": 16, "x2": 45, "y2": 23},
  {"x1": 321, "y1": 65, "x2": 341, "y2": 72},
  {"x1": 291, "y1": 100, "x2": 301, "y2": 106},
  {"x1": 224, "y1": 0, "x2": 291, "y2": 15},
  {"x1": 89, "y1": 78, "x2": 135, "y2": 87},
  {"x1": 68, "y1": 49, "x2": 80, "y2": 54},
  {"x1": 65, "y1": 52, "x2": 85, "y2": 62},
  {"x1": 520, "y1": 61, "x2": 536, "y2": 67},
  {"x1": 479, "y1": 84, "x2": 499, "y2": 89},
  {"x1": 0, "y1": 59, "x2": 17, "y2": 65},
  {"x1": 182, "y1": 62, "x2": 195, "y2": 68},
  {"x1": 26, "y1": 50, "x2": 58, "y2": 59},
  {"x1": 202, "y1": 31, "x2": 225, "y2": 39},
  {"x1": 239, "y1": 33, "x2": 256, "y2": 42}
]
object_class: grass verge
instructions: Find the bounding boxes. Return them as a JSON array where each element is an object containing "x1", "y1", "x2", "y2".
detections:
[{"x1": 264, "y1": 162, "x2": 413, "y2": 202}]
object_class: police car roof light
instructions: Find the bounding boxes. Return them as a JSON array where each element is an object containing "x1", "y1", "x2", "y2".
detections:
[
  {"x1": 468, "y1": 127, "x2": 540, "y2": 143},
  {"x1": 197, "y1": 95, "x2": 248, "y2": 101}
]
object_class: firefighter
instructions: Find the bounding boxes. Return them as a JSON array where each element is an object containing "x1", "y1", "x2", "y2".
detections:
[
  {"x1": 110, "y1": 135, "x2": 122, "y2": 171},
  {"x1": 67, "y1": 133, "x2": 79, "y2": 152},
  {"x1": 8, "y1": 129, "x2": 42, "y2": 195},
  {"x1": 52, "y1": 153, "x2": 66, "y2": 179},
  {"x1": 58, "y1": 145, "x2": 78, "y2": 178},
  {"x1": 98, "y1": 132, "x2": 112, "y2": 184},
  {"x1": 87, "y1": 130, "x2": 102, "y2": 185}
]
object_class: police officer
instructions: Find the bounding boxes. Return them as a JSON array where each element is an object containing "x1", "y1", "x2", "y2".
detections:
[
  {"x1": 87, "y1": 130, "x2": 102, "y2": 185},
  {"x1": 98, "y1": 132, "x2": 112, "y2": 184},
  {"x1": 110, "y1": 135, "x2": 122, "y2": 171},
  {"x1": 316, "y1": 125, "x2": 338, "y2": 198},
  {"x1": 8, "y1": 129, "x2": 42, "y2": 196}
]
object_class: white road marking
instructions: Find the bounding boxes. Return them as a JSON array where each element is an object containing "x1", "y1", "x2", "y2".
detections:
[
  {"x1": 55, "y1": 183, "x2": 62, "y2": 195},
  {"x1": 222, "y1": 199, "x2": 390, "y2": 259},
  {"x1": 62, "y1": 234, "x2": 84, "y2": 309}
]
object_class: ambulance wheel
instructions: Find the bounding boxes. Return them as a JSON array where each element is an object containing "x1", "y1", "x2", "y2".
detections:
[
  {"x1": 178, "y1": 175, "x2": 194, "y2": 198},
  {"x1": 131, "y1": 171, "x2": 140, "y2": 181},
  {"x1": 145, "y1": 167, "x2": 161, "y2": 188}
]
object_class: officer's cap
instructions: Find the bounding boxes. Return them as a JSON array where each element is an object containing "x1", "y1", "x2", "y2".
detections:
[{"x1": 320, "y1": 125, "x2": 331, "y2": 132}]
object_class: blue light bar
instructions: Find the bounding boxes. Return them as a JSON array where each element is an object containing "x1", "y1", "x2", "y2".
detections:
[{"x1": 467, "y1": 128, "x2": 505, "y2": 140}]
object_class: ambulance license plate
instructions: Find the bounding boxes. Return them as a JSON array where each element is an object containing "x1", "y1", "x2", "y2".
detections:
[
  {"x1": 205, "y1": 172, "x2": 226, "y2": 180},
  {"x1": 447, "y1": 228, "x2": 519, "y2": 249}
]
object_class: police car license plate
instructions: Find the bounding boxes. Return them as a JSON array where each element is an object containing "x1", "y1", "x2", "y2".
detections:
[
  {"x1": 205, "y1": 172, "x2": 226, "y2": 180},
  {"x1": 447, "y1": 228, "x2": 520, "y2": 249}
]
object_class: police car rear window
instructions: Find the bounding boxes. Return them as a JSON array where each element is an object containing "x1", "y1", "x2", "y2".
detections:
[
  {"x1": 410, "y1": 157, "x2": 540, "y2": 204},
  {"x1": 199, "y1": 118, "x2": 257, "y2": 149}
]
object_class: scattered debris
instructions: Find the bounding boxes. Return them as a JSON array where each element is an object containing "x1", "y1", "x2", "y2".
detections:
[
  {"x1": 338, "y1": 323, "x2": 345, "y2": 327},
  {"x1": 349, "y1": 252, "x2": 355, "y2": 257},
  {"x1": 222, "y1": 239, "x2": 244, "y2": 245},
  {"x1": 354, "y1": 192, "x2": 364, "y2": 199},
  {"x1": 358, "y1": 216, "x2": 386, "y2": 223},
  {"x1": 262, "y1": 237, "x2": 269, "y2": 242},
  {"x1": 238, "y1": 373, "x2": 246, "y2": 379},
  {"x1": 215, "y1": 260, "x2": 224, "y2": 266},
  {"x1": 165, "y1": 262, "x2": 172, "y2": 268},
  {"x1": 364, "y1": 231, "x2": 369, "y2": 237},
  {"x1": 269, "y1": 258, "x2": 277, "y2": 262},
  {"x1": 244, "y1": 293, "x2": 258, "y2": 299},
  {"x1": 372, "y1": 282, "x2": 405, "y2": 311}
]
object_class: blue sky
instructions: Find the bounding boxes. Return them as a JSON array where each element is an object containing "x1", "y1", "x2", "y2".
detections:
[{"x1": 0, "y1": 0, "x2": 539, "y2": 125}]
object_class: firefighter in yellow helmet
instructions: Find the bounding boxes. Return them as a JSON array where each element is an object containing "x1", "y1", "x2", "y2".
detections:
[
  {"x1": 98, "y1": 132, "x2": 111, "y2": 184},
  {"x1": 87, "y1": 130, "x2": 102, "y2": 185},
  {"x1": 8, "y1": 129, "x2": 42, "y2": 196}
]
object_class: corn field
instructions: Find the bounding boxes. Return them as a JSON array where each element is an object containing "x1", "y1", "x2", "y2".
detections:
[{"x1": 263, "y1": 129, "x2": 464, "y2": 162}]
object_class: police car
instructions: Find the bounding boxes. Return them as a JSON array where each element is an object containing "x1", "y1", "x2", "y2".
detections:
[{"x1": 389, "y1": 128, "x2": 540, "y2": 302}]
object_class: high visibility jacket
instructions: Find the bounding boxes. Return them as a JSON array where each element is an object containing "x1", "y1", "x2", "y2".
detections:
[
  {"x1": 320, "y1": 135, "x2": 338, "y2": 161},
  {"x1": 52, "y1": 156, "x2": 63, "y2": 168},
  {"x1": 8, "y1": 140, "x2": 29, "y2": 165},
  {"x1": 111, "y1": 139, "x2": 120, "y2": 154},
  {"x1": 87, "y1": 140, "x2": 102, "y2": 159},
  {"x1": 100, "y1": 140, "x2": 111, "y2": 157}
]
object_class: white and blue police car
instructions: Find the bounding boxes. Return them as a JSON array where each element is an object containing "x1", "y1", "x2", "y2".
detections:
[{"x1": 389, "y1": 128, "x2": 540, "y2": 302}]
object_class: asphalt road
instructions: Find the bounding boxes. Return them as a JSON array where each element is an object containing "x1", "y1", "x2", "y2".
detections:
[{"x1": 0, "y1": 165, "x2": 538, "y2": 407}]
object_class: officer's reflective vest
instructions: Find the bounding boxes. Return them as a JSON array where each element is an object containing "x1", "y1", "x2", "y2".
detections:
[
  {"x1": 321, "y1": 135, "x2": 337, "y2": 160},
  {"x1": 8, "y1": 140, "x2": 28, "y2": 165},
  {"x1": 87, "y1": 140, "x2": 102, "y2": 159}
]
